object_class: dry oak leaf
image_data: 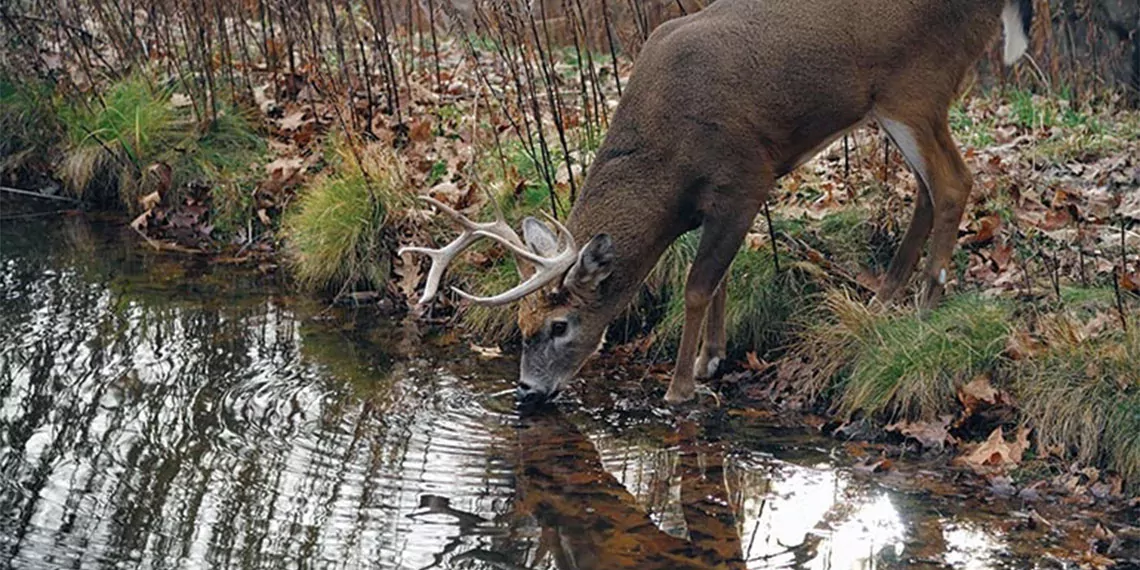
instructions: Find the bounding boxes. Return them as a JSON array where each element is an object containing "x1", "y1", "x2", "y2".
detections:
[
  {"x1": 953, "y1": 426, "x2": 1031, "y2": 473},
  {"x1": 264, "y1": 156, "x2": 306, "y2": 183},
  {"x1": 394, "y1": 252, "x2": 423, "y2": 304},
  {"x1": 958, "y1": 374, "x2": 998, "y2": 413},
  {"x1": 279, "y1": 110, "x2": 312, "y2": 131},
  {"x1": 138, "y1": 190, "x2": 162, "y2": 211},
  {"x1": 885, "y1": 415, "x2": 957, "y2": 450}
]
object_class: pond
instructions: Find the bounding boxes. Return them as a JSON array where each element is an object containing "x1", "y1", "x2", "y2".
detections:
[{"x1": 0, "y1": 217, "x2": 1128, "y2": 569}]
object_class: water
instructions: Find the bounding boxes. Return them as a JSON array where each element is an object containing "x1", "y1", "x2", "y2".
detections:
[{"x1": 0, "y1": 217, "x2": 1129, "y2": 569}]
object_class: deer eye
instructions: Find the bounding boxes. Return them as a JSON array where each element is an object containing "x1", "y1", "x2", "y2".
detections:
[{"x1": 550, "y1": 320, "x2": 569, "y2": 338}]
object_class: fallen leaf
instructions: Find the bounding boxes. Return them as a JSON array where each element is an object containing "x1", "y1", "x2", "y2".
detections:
[
  {"x1": 1121, "y1": 271, "x2": 1140, "y2": 294},
  {"x1": 265, "y1": 156, "x2": 305, "y2": 183},
  {"x1": 139, "y1": 190, "x2": 161, "y2": 211},
  {"x1": 130, "y1": 210, "x2": 150, "y2": 231},
  {"x1": 958, "y1": 374, "x2": 998, "y2": 416},
  {"x1": 170, "y1": 93, "x2": 192, "y2": 108},
  {"x1": 854, "y1": 456, "x2": 893, "y2": 474},
  {"x1": 279, "y1": 110, "x2": 311, "y2": 131},
  {"x1": 743, "y1": 351, "x2": 770, "y2": 372},
  {"x1": 959, "y1": 214, "x2": 1001, "y2": 246},
  {"x1": 394, "y1": 252, "x2": 423, "y2": 303},
  {"x1": 953, "y1": 426, "x2": 1031, "y2": 473},
  {"x1": 886, "y1": 415, "x2": 957, "y2": 450}
]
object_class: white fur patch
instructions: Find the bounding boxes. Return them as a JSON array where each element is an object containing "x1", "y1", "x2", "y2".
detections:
[
  {"x1": 704, "y1": 356, "x2": 721, "y2": 379},
  {"x1": 1002, "y1": 1, "x2": 1029, "y2": 65},
  {"x1": 876, "y1": 115, "x2": 935, "y2": 208}
]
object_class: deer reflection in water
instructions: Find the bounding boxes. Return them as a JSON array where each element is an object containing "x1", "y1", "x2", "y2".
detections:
[{"x1": 513, "y1": 412, "x2": 745, "y2": 570}]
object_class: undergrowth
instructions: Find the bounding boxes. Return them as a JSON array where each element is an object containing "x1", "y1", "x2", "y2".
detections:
[
  {"x1": 56, "y1": 75, "x2": 264, "y2": 220},
  {"x1": 1015, "y1": 312, "x2": 1140, "y2": 482},
  {"x1": 0, "y1": 77, "x2": 61, "y2": 182},
  {"x1": 796, "y1": 292, "x2": 1012, "y2": 421}
]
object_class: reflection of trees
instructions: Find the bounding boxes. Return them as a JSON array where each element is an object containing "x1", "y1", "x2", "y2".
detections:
[
  {"x1": 0, "y1": 219, "x2": 517, "y2": 569},
  {"x1": 512, "y1": 412, "x2": 745, "y2": 570}
]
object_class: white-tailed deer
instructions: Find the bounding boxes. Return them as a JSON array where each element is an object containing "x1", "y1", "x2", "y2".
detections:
[{"x1": 403, "y1": 0, "x2": 1034, "y2": 404}]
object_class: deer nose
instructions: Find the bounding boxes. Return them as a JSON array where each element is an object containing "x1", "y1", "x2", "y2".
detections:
[{"x1": 516, "y1": 381, "x2": 549, "y2": 406}]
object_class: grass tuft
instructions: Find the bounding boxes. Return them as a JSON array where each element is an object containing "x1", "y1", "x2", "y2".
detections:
[
  {"x1": 1014, "y1": 313, "x2": 1140, "y2": 483},
  {"x1": 58, "y1": 76, "x2": 180, "y2": 208},
  {"x1": 796, "y1": 292, "x2": 1013, "y2": 421},
  {"x1": 56, "y1": 75, "x2": 263, "y2": 217},
  {"x1": 284, "y1": 141, "x2": 408, "y2": 293},
  {"x1": 0, "y1": 77, "x2": 61, "y2": 180}
]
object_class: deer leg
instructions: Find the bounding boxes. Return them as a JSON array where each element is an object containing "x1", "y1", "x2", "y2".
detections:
[
  {"x1": 695, "y1": 280, "x2": 727, "y2": 380},
  {"x1": 666, "y1": 206, "x2": 758, "y2": 404},
  {"x1": 919, "y1": 121, "x2": 972, "y2": 309},
  {"x1": 875, "y1": 114, "x2": 935, "y2": 302},
  {"x1": 877, "y1": 176, "x2": 933, "y2": 302}
]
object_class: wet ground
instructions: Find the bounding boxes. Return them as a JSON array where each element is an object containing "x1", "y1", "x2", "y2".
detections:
[{"x1": 1, "y1": 216, "x2": 1136, "y2": 569}]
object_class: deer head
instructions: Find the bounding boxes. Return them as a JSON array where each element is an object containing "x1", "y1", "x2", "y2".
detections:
[{"x1": 400, "y1": 197, "x2": 616, "y2": 404}]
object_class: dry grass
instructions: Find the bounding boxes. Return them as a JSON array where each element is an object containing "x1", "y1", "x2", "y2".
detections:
[
  {"x1": 1014, "y1": 312, "x2": 1140, "y2": 482},
  {"x1": 794, "y1": 291, "x2": 1013, "y2": 421}
]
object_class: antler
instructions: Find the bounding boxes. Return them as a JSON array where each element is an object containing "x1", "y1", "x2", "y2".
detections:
[{"x1": 398, "y1": 196, "x2": 577, "y2": 306}]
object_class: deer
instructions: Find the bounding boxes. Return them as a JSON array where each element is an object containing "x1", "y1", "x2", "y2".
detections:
[{"x1": 401, "y1": 0, "x2": 1035, "y2": 405}]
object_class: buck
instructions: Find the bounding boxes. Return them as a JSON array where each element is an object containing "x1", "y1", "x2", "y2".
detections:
[{"x1": 402, "y1": 0, "x2": 1035, "y2": 404}]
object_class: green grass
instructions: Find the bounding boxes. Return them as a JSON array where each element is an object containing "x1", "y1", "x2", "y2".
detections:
[
  {"x1": 185, "y1": 110, "x2": 266, "y2": 232},
  {"x1": 284, "y1": 143, "x2": 408, "y2": 293},
  {"x1": 58, "y1": 75, "x2": 180, "y2": 207},
  {"x1": 950, "y1": 99, "x2": 996, "y2": 148},
  {"x1": 56, "y1": 75, "x2": 264, "y2": 219},
  {"x1": 455, "y1": 257, "x2": 523, "y2": 341},
  {"x1": 797, "y1": 292, "x2": 1013, "y2": 421},
  {"x1": 0, "y1": 77, "x2": 62, "y2": 179}
]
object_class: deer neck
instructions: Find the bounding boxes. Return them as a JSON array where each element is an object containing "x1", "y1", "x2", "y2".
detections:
[{"x1": 565, "y1": 150, "x2": 689, "y2": 319}]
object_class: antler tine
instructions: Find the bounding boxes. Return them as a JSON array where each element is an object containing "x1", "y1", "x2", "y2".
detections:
[
  {"x1": 401, "y1": 196, "x2": 580, "y2": 307},
  {"x1": 398, "y1": 233, "x2": 479, "y2": 304},
  {"x1": 399, "y1": 196, "x2": 525, "y2": 305},
  {"x1": 452, "y1": 217, "x2": 579, "y2": 307},
  {"x1": 451, "y1": 265, "x2": 563, "y2": 306}
]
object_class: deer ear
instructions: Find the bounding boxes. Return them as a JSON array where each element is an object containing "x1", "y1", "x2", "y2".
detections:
[
  {"x1": 564, "y1": 234, "x2": 614, "y2": 294},
  {"x1": 522, "y1": 217, "x2": 560, "y2": 257}
]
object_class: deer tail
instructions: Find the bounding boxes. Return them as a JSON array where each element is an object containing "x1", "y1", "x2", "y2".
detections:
[{"x1": 1001, "y1": 0, "x2": 1034, "y2": 65}]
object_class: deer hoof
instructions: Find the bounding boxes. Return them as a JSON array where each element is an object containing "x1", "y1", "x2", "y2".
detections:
[{"x1": 664, "y1": 384, "x2": 695, "y2": 404}]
